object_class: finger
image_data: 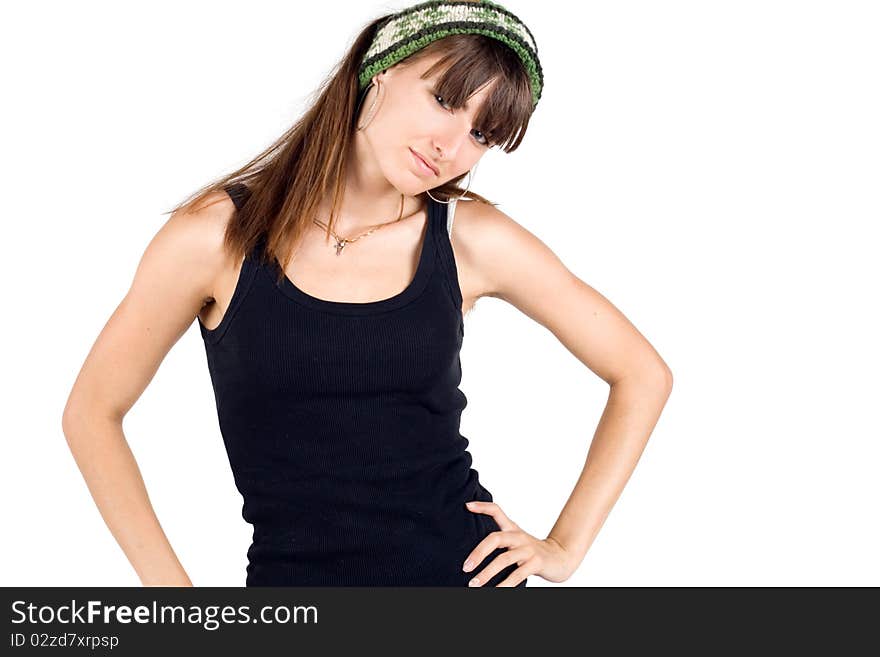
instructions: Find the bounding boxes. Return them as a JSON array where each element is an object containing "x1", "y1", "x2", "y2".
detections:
[
  {"x1": 462, "y1": 528, "x2": 529, "y2": 574},
  {"x1": 461, "y1": 530, "x2": 503, "y2": 574},
  {"x1": 495, "y1": 564, "x2": 532, "y2": 587},
  {"x1": 465, "y1": 501, "x2": 517, "y2": 531},
  {"x1": 467, "y1": 547, "x2": 528, "y2": 588}
]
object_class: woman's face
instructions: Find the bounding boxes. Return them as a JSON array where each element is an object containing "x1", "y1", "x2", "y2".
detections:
[{"x1": 357, "y1": 53, "x2": 496, "y2": 195}]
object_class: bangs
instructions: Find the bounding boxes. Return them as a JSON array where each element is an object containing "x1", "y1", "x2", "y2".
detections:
[{"x1": 413, "y1": 35, "x2": 535, "y2": 152}]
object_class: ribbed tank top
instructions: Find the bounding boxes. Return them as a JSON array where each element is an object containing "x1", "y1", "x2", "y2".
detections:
[{"x1": 198, "y1": 183, "x2": 526, "y2": 587}]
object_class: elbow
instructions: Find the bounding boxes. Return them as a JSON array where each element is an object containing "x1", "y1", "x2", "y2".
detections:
[
  {"x1": 651, "y1": 363, "x2": 673, "y2": 395},
  {"x1": 63, "y1": 398, "x2": 125, "y2": 442},
  {"x1": 660, "y1": 366, "x2": 673, "y2": 392},
  {"x1": 62, "y1": 401, "x2": 84, "y2": 442},
  {"x1": 611, "y1": 362, "x2": 672, "y2": 392},
  {"x1": 644, "y1": 354, "x2": 673, "y2": 393},
  {"x1": 62, "y1": 396, "x2": 104, "y2": 442}
]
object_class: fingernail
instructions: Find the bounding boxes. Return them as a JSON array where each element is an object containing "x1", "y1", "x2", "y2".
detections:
[
  {"x1": 463, "y1": 560, "x2": 474, "y2": 572},
  {"x1": 468, "y1": 577, "x2": 480, "y2": 587}
]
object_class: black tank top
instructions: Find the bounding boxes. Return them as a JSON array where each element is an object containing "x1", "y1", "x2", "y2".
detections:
[{"x1": 198, "y1": 182, "x2": 526, "y2": 587}]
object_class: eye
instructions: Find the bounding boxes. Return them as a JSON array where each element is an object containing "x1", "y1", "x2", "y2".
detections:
[
  {"x1": 433, "y1": 92, "x2": 452, "y2": 111},
  {"x1": 432, "y1": 92, "x2": 489, "y2": 146}
]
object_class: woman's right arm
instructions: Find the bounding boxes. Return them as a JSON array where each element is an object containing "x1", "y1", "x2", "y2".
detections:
[{"x1": 62, "y1": 192, "x2": 234, "y2": 586}]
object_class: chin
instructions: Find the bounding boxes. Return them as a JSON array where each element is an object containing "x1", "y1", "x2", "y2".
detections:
[{"x1": 387, "y1": 170, "x2": 428, "y2": 197}]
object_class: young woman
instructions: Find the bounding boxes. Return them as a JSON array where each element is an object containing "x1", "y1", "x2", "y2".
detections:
[{"x1": 63, "y1": 0, "x2": 672, "y2": 587}]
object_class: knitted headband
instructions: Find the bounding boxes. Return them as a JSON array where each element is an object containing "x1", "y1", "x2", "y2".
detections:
[{"x1": 358, "y1": 0, "x2": 544, "y2": 108}]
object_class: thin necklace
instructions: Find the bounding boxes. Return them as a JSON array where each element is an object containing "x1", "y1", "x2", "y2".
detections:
[{"x1": 312, "y1": 193, "x2": 406, "y2": 256}]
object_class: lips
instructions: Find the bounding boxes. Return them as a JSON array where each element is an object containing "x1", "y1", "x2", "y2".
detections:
[{"x1": 410, "y1": 148, "x2": 439, "y2": 176}]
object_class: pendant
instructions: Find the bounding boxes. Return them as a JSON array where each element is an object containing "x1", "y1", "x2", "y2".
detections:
[{"x1": 334, "y1": 238, "x2": 347, "y2": 256}]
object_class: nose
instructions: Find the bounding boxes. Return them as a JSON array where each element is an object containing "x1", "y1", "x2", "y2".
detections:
[{"x1": 432, "y1": 117, "x2": 470, "y2": 161}]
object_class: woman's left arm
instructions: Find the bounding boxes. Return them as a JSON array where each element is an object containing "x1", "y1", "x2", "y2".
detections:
[{"x1": 458, "y1": 203, "x2": 673, "y2": 584}]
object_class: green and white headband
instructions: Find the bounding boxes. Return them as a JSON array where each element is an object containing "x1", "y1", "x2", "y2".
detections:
[{"x1": 358, "y1": 0, "x2": 544, "y2": 108}]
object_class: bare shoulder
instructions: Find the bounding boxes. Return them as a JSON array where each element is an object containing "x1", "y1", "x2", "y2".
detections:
[
  {"x1": 450, "y1": 197, "x2": 564, "y2": 306},
  {"x1": 159, "y1": 189, "x2": 238, "y2": 305}
]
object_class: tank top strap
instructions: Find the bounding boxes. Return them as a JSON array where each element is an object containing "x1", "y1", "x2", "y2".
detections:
[
  {"x1": 223, "y1": 182, "x2": 251, "y2": 211},
  {"x1": 221, "y1": 182, "x2": 269, "y2": 263},
  {"x1": 446, "y1": 197, "x2": 457, "y2": 237},
  {"x1": 429, "y1": 195, "x2": 464, "y2": 314}
]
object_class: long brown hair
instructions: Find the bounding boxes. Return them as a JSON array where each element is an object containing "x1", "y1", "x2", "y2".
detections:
[{"x1": 165, "y1": 12, "x2": 536, "y2": 285}]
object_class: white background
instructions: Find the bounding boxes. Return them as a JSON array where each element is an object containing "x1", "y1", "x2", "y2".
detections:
[{"x1": 2, "y1": 0, "x2": 878, "y2": 586}]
